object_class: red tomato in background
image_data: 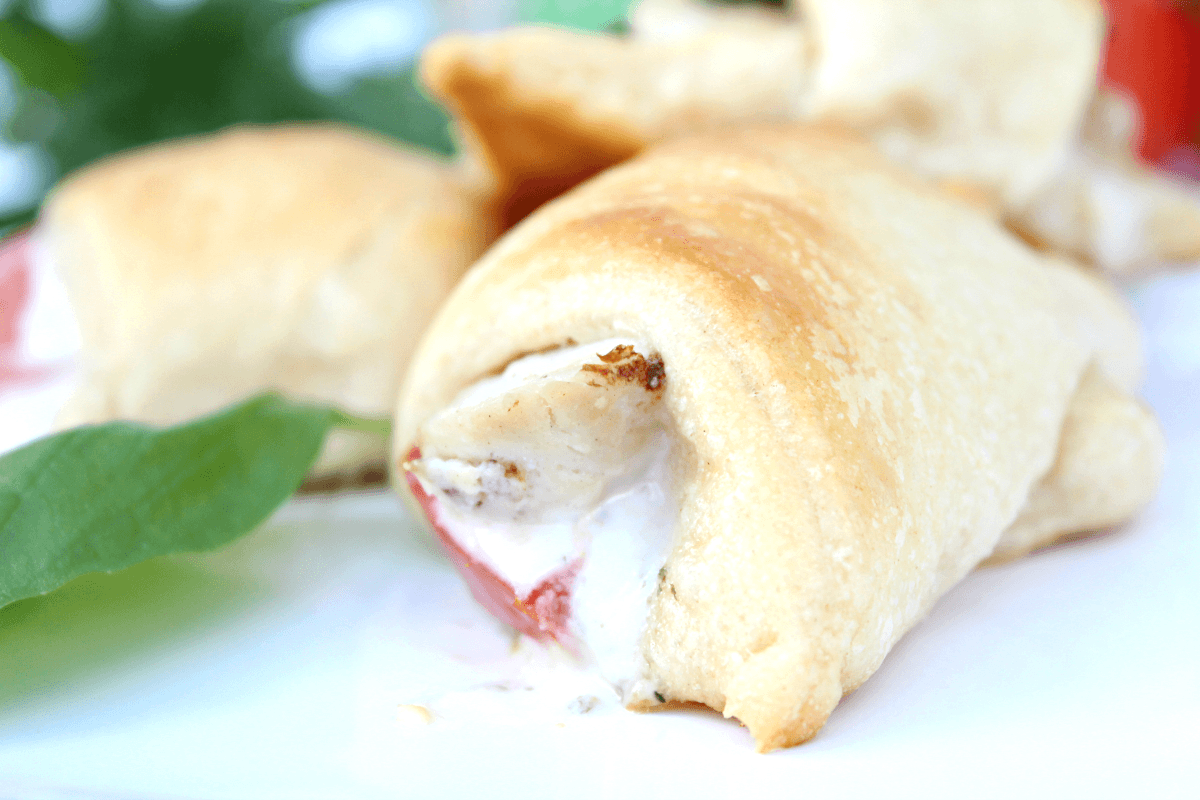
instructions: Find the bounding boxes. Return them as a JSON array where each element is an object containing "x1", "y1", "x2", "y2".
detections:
[{"x1": 1100, "y1": 0, "x2": 1200, "y2": 164}]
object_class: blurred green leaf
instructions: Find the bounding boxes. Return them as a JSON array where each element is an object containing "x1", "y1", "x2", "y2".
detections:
[
  {"x1": 0, "y1": 0, "x2": 456, "y2": 213},
  {"x1": 517, "y1": 0, "x2": 633, "y2": 30},
  {"x1": 41, "y1": 0, "x2": 337, "y2": 178},
  {"x1": 0, "y1": 16, "x2": 86, "y2": 97},
  {"x1": 7, "y1": 88, "x2": 62, "y2": 143},
  {"x1": 328, "y1": 66, "x2": 455, "y2": 157},
  {"x1": 515, "y1": 0, "x2": 784, "y2": 36}
]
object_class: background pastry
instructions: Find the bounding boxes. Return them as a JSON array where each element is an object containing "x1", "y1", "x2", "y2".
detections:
[
  {"x1": 421, "y1": 0, "x2": 1200, "y2": 272},
  {"x1": 35, "y1": 123, "x2": 498, "y2": 479}
]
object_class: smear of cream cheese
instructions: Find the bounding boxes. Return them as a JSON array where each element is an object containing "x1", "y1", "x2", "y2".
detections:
[
  {"x1": 569, "y1": 433, "x2": 676, "y2": 703},
  {"x1": 422, "y1": 482, "x2": 580, "y2": 598}
]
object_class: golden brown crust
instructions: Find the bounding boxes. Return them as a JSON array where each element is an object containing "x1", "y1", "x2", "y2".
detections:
[
  {"x1": 420, "y1": 19, "x2": 808, "y2": 228},
  {"x1": 421, "y1": 31, "x2": 646, "y2": 228},
  {"x1": 397, "y1": 125, "x2": 1158, "y2": 749}
]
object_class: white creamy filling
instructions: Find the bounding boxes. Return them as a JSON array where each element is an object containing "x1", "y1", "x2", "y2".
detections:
[
  {"x1": 568, "y1": 436, "x2": 676, "y2": 703},
  {"x1": 416, "y1": 339, "x2": 679, "y2": 702},
  {"x1": 425, "y1": 485, "x2": 580, "y2": 596}
]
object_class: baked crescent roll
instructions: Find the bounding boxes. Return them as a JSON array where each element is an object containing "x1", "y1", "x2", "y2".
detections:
[
  {"x1": 422, "y1": 0, "x2": 1200, "y2": 272},
  {"x1": 421, "y1": 0, "x2": 1098, "y2": 216},
  {"x1": 396, "y1": 126, "x2": 1162, "y2": 750},
  {"x1": 34, "y1": 123, "x2": 497, "y2": 479}
]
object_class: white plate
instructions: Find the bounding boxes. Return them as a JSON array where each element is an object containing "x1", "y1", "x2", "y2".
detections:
[{"x1": 0, "y1": 258, "x2": 1197, "y2": 799}]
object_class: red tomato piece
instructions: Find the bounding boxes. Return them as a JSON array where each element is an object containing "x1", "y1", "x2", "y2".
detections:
[
  {"x1": 1100, "y1": 0, "x2": 1200, "y2": 162},
  {"x1": 404, "y1": 446, "x2": 580, "y2": 644}
]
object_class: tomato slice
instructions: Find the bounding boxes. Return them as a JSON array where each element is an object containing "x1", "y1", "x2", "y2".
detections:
[
  {"x1": 404, "y1": 446, "x2": 580, "y2": 644},
  {"x1": 1100, "y1": 0, "x2": 1200, "y2": 163}
]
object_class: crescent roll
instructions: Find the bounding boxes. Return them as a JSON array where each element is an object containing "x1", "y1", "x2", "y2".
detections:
[
  {"x1": 422, "y1": 0, "x2": 1098, "y2": 213},
  {"x1": 34, "y1": 123, "x2": 497, "y2": 479},
  {"x1": 421, "y1": 0, "x2": 1200, "y2": 271},
  {"x1": 396, "y1": 126, "x2": 1162, "y2": 750}
]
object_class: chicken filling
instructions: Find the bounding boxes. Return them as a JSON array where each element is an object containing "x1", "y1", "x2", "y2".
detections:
[{"x1": 404, "y1": 339, "x2": 680, "y2": 704}]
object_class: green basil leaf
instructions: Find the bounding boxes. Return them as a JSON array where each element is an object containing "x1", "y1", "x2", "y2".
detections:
[{"x1": 0, "y1": 393, "x2": 379, "y2": 609}]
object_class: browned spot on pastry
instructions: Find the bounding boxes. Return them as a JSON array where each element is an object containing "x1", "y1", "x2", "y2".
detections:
[
  {"x1": 596, "y1": 344, "x2": 635, "y2": 363},
  {"x1": 299, "y1": 474, "x2": 342, "y2": 494},
  {"x1": 654, "y1": 568, "x2": 679, "y2": 599},
  {"x1": 939, "y1": 178, "x2": 1000, "y2": 213},
  {"x1": 581, "y1": 345, "x2": 666, "y2": 392},
  {"x1": 886, "y1": 92, "x2": 939, "y2": 136},
  {"x1": 748, "y1": 630, "x2": 778, "y2": 654},
  {"x1": 502, "y1": 461, "x2": 524, "y2": 480},
  {"x1": 1004, "y1": 217, "x2": 1054, "y2": 253}
]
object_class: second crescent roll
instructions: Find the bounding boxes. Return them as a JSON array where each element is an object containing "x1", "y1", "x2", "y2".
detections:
[
  {"x1": 396, "y1": 126, "x2": 1162, "y2": 750},
  {"x1": 423, "y1": 0, "x2": 1200, "y2": 273},
  {"x1": 34, "y1": 123, "x2": 497, "y2": 479}
]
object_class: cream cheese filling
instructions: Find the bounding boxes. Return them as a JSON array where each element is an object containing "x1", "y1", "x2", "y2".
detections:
[{"x1": 410, "y1": 339, "x2": 680, "y2": 702}]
